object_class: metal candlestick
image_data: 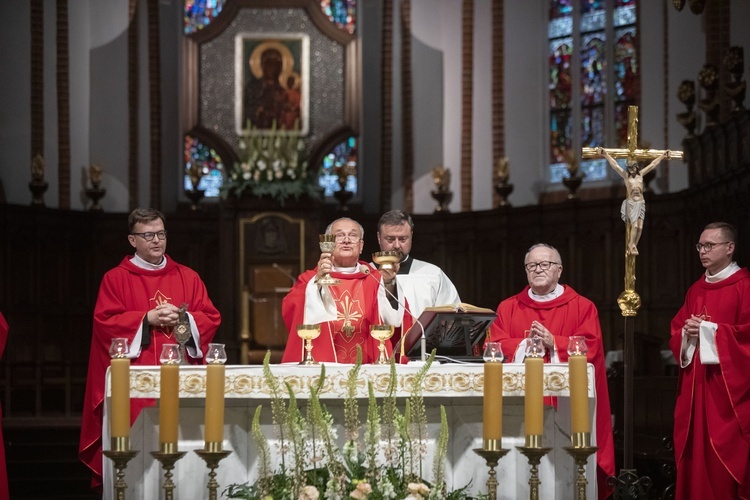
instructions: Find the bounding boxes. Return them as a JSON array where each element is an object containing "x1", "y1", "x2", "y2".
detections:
[
  {"x1": 195, "y1": 442, "x2": 232, "y2": 500},
  {"x1": 103, "y1": 438, "x2": 139, "y2": 500},
  {"x1": 517, "y1": 436, "x2": 552, "y2": 500},
  {"x1": 473, "y1": 443, "x2": 510, "y2": 500},
  {"x1": 563, "y1": 433, "x2": 598, "y2": 500},
  {"x1": 151, "y1": 443, "x2": 187, "y2": 500}
]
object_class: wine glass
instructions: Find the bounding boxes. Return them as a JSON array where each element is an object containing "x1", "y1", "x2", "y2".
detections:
[
  {"x1": 370, "y1": 324, "x2": 395, "y2": 364},
  {"x1": 525, "y1": 336, "x2": 545, "y2": 358},
  {"x1": 483, "y1": 341, "x2": 504, "y2": 362},
  {"x1": 317, "y1": 234, "x2": 341, "y2": 286},
  {"x1": 297, "y1": 324, "x2": 321, "y2": 365},
  {"x1": 109, "y1": 338, "x2": 130, "y2": 358},
  {"x1": 160, "y1": 344, "x2": 181, "y2": 365},
  {"x1": 372, "y1": 251, "x2": 402, "y2": 271},
  {"x1": 205, "y1": 343, "x2": 227, "y2": 365},
  {"x1": 567, "y1": 336, "x2": 588, "y2": 356}
]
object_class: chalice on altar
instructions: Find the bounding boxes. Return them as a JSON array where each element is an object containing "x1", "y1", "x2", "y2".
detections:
[
  {"x1": 317, "y1": 234, "x2": 341, "y2": 286},
  {"x1": 297, "y1": 324, "x2": 321, "y2": 365},
  {"x1": 370, "y1": 324, "x2": 395, "y2": 364},
  {"x1": 372, "y1": 251, "x2": 402, "y2": 271}
]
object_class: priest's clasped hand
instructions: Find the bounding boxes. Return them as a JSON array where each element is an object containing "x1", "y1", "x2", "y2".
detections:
[
  {"x1": 682, "y1": 314, "x2": 703, "y2": 339},
  {"x1": 529, "y1": 320, "x2": 554, "y2": 350},
  {"x1": 148, "y1": 303, "x2": 180, "y2": 327}
]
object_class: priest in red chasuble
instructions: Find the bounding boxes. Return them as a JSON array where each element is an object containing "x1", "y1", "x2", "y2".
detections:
[
  {"x1": 488, "y1": 243, "x2": 614, "y2": 499},
  {"x1": 670, "y1": 222, "x2": 750, "y2": 500},
  {"x1": 79, "y1": 208, "x2": 221, "y2": 490},
  {"x1": 282, "y1": 217, "x2": 399, "y2": 364}
]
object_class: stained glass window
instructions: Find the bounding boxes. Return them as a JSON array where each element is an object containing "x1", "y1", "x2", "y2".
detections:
[
  {"x1": 183, "y1": 134, "x2": 225, "y2": 198},
  {"x1": 184, "y1": 0, "x2": 225, "y2": 35},
  {"x1": 320, "y1": 0, "x2": 357, "y2": 34},
  {"x1": 319, "y1": 136, "x2": 358, "y2": 197},
  {"x1": 547, "y1": 0, "x2": 638, "y2": 183}
]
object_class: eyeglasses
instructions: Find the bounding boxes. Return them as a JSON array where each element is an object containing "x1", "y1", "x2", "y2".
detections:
[
  {"x1": 524, "y1": 261, "x2": 560, "y2": 272},
  {"x1": 695, "y1": 241, "x2": 729, "y2": 253},
  {"x1": 132, "y1": 230, "x2": 167, "y2": 242},
  {"x1": 334, "y1": 232, "x2": 361, "y2": 243}
]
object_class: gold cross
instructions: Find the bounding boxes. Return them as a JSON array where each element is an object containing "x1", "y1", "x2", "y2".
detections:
[{"x1": 582, "y1": 106, "x2": 683, "y2": 163}]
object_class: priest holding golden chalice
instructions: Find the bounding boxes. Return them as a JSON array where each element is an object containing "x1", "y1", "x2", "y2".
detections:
[
  {"x1": 375, "y1": 210, "x2": 462, "y2": 361},
  {"x1": 281, "y1": 217, "x2": 402, "y2": 364}
]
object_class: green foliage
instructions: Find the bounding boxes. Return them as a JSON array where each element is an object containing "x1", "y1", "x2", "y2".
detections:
[
  {"x1": 220, "y1": 121, "x2": 322, "y2": 204},
  {"x1": 224, "y1": 350, "x2": 478, "y2": 500}
]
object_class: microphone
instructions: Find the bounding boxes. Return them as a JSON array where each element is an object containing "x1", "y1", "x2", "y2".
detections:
[
  {"x1": 272, "y1": 263, "x2": 297, "y2": 287},
  {"x1": 365, "y1": 268, "x2": 428, "y2": 363}
]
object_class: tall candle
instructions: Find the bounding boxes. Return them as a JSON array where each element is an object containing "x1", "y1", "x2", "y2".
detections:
[
  {"x1": 483, "y1": 361, "x2": 503, "y2": 446},
  {"x1": 568, "y1": 354, "x2": 590, "y2": 434},
  {"x1": 110, "y1": 358, "x2": 131, "y2": 438},
  {"x1": 159, "y1": 363, "x2": 180, "y2": 444},
  {"x1": 204, "y1": 363, "x2": 225, "y2": 444},
  {"x1": 524, "y1": 356, "x2": 544, "y2": 436}
]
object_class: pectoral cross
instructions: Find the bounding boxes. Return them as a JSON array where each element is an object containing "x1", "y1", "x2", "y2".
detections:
[{"x1": 582, "y1": 105, "x2": 683, "y2": 315}]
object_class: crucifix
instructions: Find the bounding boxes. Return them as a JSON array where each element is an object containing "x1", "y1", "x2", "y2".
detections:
[{"x1": 581, "y1": 105, "x2": 683, "y2": 493}]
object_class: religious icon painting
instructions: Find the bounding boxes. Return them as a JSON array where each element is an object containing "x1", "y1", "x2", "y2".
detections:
[{"x1": 234, "y1": 33, "x2": 310, "y2": 136}]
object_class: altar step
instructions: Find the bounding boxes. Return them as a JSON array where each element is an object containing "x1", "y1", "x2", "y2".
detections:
[{"x1": 4, "y1": 420, "x2": 99, "y2": 499}]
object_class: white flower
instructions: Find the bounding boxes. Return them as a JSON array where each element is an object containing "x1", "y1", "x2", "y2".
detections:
[
  {"x1": 257, "y1": 160, "x2": 267, "y2": 171},
  {"x1": 242, "y1": 171, "x2": 252, "y2": 181}
]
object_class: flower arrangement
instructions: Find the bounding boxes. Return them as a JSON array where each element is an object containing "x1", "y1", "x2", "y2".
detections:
[
  {"x1": 224, "y1": 351, "x2": 481, "y2": 500},
  {"x1": 221, "y1": 122, "x2": 322, "y2": 204}
]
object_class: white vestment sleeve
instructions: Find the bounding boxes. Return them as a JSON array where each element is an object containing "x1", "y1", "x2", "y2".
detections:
[
  {"x1": 378, "y1": 280, "x2": 403, "y2": 326},
  {"x1": 698, "y1": 320, "x2": 719, "y2": 364},
  {"x1": 679, "y1": 329, "x2": 697, "y2": 367},
  {"x1": 185, "y1": 313, "x2": 203, "y2": 359},
  {"x1": 302, "y1": 279, "x2": 337, "y2": 324}
]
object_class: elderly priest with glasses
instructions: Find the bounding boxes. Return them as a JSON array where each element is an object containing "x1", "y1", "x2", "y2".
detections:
[
  {"x1": 487, "y1": 243, "x2": 614, "y2": 499},
  {"x1": 79, "y1": 207, "x2": 221, "y2": 491}
]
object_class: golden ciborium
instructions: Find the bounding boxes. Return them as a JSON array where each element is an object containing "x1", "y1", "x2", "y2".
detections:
[
  {"x1": 297, "y1": 324, "x2": 321, "y2": 365},
  {"x1": 370, "y1": 324, "x2": 395, "y2": 364},
  {"x1": 372, "y1": 251, "x2": 402, "y2": 271},
  {"x1": 317, "y1": 234, "x2": 341, "y2": 286}
]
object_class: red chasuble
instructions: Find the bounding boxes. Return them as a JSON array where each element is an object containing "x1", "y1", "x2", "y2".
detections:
[
  {"x1": 281, "y1": 262, "x2": 389, "y2": 364},
  {"x1": 488, "y1": 285, "x2": 615, "y2": 500},
  {"x1": 669, "y1": 268, "x2": 750, "y2": 500},
  {"x1": 78, "y1": 256, "x2": 221, "y2": 489},
  {"x1": 0, "y1": 313, "x2": 9, "y2": 500}
]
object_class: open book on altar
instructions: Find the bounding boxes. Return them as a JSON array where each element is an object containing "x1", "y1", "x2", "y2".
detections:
[{"x1": 395, "y1": 303, "x2": 497, "y2": 362}]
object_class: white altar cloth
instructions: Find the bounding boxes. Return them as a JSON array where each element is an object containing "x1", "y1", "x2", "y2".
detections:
[{"x1": 103, "y1": 363, "x2": 598, "y2": 499}]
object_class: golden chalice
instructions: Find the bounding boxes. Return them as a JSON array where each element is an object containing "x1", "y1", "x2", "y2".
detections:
[
  {"x1": 297, "y1": 324, "x2": 321, "y2": 365},
  {"x1": 317, "y1": 234, "x2": 341, "y2": 286},
  {"x1": 372, "y1": 251, "x2": 402, "y2": 271},
  {"x1": 370, "y1": 324, "x2": 395, "y2": 364}
]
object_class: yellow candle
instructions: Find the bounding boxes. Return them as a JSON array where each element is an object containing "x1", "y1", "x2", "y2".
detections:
[
  {"x1": 204, "y1": 363, "x2": 225, "y2": 444},
  {"x1": 568, "y1": 354, "x2": 590, "y2": 434},
  {"x1": 110, "y1": 358, "x2": 131, "y2": 439},
  {"x1": 524, "y1": 356, "x2": 544, "y2": 436},
  {"x1": 159, "y1": 363, "x2": 180, "y2": 444},
  {"x1": 483, "y1": 361, "x2": 503, "y2": 445}
]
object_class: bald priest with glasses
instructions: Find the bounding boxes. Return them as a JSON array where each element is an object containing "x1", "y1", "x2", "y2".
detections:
[
  {"x1": 79, "y1": 208, "x2": 221, "y2": 491},
  {"x1": 487, "y1": 243, "x2": 614, "y2": 499}
]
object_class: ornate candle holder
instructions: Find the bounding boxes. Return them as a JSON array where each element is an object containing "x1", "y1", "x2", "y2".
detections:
[
  {"x1": 151, "y1": 443, "x2": 187, "y2": 500},
  {"x1": 372, "y1": 251, "x2": 402, "y2": 271},
  {"x1": 516, "y1": 438, "x2": 553, "y2": 500},
  {"x1": 317, "y1": 234, "x2": 341, "y2": 286},
  {"x1": 103, "y1": 441, "x2": 139, "y2": 500},
  {"x1": 370, "y1": 324, "x2": 395, "y2": 364},
  {"x1": 564, "y1": 433, "x2": 598, "y2": 500},
  {"x1": 195, "y1": 442, "x2": 232, "y2": 500},
  {"x1": 297, "y1": 324, "x2": 321, "y2": 365},
  {"x1": 472, "y1": 446, "x2": 511, "y2": 500}
]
